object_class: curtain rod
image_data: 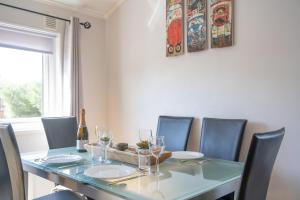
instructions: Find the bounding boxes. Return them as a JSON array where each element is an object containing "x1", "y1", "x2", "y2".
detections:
[{"x1": 0, "y1": 2, "x2": 91, "y2": 29}]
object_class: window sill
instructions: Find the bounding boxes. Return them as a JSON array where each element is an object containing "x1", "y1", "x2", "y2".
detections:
[{"x1": 0, "y1": 117, "x2": 43, "y2": 134}]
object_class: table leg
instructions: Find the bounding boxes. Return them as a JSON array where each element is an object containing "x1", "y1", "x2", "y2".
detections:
[{"x1": 24, "y1": 171, "x2": 28, "y2": 200}]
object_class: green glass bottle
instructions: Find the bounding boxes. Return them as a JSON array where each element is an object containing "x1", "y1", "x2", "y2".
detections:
[{"x1": 76, "y1": 108, "x2": 88, "y2": 152}]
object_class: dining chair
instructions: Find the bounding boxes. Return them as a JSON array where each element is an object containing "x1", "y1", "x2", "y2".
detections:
[
  {"x1": 41, "y1": 116, "x2": 78, "y2": 149},
  {"x1": 0, "y1": 123, "x2": 84, "y2": 200},
  {"x1": 157, "y1": 116, "x2": 194, "y2": 151},
  {"x1": 200, "y1": 118, "x2": 247, "y2": 161},
  {"x1": 238, "y1": 128, "x2": 284, "y2": 200}
]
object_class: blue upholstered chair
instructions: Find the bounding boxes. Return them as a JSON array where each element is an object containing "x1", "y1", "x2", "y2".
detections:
[
  {"x1": 41, "y1": 117, "x2": 78, "y2": 149},
  {"x1": 157, "y1": 116, "x2": 194, "y2": 151},
  {"x1": 200, "y1": 117, "x2": 246, "y2": 200},
  {"x1": 238, "y1": 128, "x2": 284, "y2": 200},
  {"x1": 0, "y1": 123, "x2": 83, "y2": 200},
  {"x1": 200, "y1": 117, "x2": 247, "y2": 161}
]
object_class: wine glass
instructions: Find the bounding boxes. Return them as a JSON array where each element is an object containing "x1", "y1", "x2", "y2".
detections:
[
  {"x1": 139, "y1": 129, "x2": 152, "y2": 142},
  {"x1": 149, "y1": 136, "x2": 165, "y2": 175},
  {"x1": 95, "y1": 126, "x2": 100, "y2": 145},
  {"x1": 152, "y1": 174, "x2": 166, "y2": 199},
  {"x1": 99, "y1": 129, "x2": 112, "y2": 164}
]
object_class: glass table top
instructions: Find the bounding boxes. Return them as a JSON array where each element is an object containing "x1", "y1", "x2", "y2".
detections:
[{"x1": 22, "y1": 147, "x2": 244, "y2": 200}]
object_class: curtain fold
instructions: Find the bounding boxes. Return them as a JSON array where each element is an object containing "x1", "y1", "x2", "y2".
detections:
[{"x1": 63, "y1": 17, "x2": 82, "y2": 120}]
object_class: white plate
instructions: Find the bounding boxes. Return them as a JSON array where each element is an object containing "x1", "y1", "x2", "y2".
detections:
[
  {"x1": 172, "y1": 151, "x2": 204, "y2": 160},
  {"x1": 41, "y1": 154, "x2": 83, "y2": 164},
  {"x1": 84, "y1": 165, "x2": 136, "y2": 179}
]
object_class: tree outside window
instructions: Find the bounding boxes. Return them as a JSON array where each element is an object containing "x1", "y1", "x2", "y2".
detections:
[{"x1": 0, "y1": 47, "x2": 43, "y2": 119}]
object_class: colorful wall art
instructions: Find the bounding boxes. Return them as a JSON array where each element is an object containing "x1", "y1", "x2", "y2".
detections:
[
  {"x1": 187, "y1": 0, "x2": 207, "y2": 52},
  {"x1": 166, "y1": 0, "x2": 184, "y2": 57},
  {"x1": 210, "y1": 0, "x2": 233, "y2": 48}
]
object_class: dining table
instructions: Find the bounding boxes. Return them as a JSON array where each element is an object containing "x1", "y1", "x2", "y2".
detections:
[{"x1": 21, "y1": 147, "x2": 244, "y2": 200}]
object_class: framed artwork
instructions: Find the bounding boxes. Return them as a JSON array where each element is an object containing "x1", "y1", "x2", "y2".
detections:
[
  {"x1": 166, "y1": 0, "x2": 184, "y2": 57},
  {"x1": 187, "y1": 0, "x2": 207, "y2": 52},
  {"x1": 210, "y1": 0, "x2": 233, "y2": 48}
]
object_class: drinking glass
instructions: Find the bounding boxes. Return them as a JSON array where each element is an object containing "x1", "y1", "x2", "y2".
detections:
[
  {"x1": 149, "y1": 136, "x2": 165, "y2": 175},
  {"x1": 136, "y1": 129, "x2": 152, "y2": 172},
  {"x1": 90, "y1": 144, "x2": 103, "y2": 163},
  {"x1": 99, "y1": 128, "x2": 112, "y2": 164},
  {"x1": 138, "y1": 148, "x2": 151, "y2": 172}
]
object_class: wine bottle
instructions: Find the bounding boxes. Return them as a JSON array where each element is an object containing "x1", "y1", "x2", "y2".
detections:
[{"x1": 76, "y1": 108, "x2": 89, "y2": 152}]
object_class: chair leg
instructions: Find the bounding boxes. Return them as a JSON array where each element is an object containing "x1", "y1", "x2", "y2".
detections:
[{"x1": 24, "y1": 172, "x2": 29, "y2": 200}]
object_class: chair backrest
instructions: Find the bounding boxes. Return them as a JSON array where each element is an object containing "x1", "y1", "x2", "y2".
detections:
[
  {"x1": 0, "y1": 123, "x2": 25, "y2": 200},
  {"x1": 157, "y1": 116, "x2": 194, "y2": 151},
  {"x1": 239, "y1": 128, "x2": 284, "y2": 200},
  {"x1": 41, "y1": 117, "x2": 78, "y2": 149},
  {"x1": 200, "y1": 118, "x2": 247, "y2": 161}
]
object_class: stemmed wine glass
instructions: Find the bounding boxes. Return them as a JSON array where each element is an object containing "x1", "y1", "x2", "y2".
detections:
[
  {"x1": 152, "y1": 174, "x2": 165, "y2": 199},
  {"x1": 99, "y1": 128, "x2": 112, "y2": 164},
  {"x1": 95, "y1": 126, "x2": 101, "y2": 145},
  {"x1": 139, "y1": 129, "x2": 152, "y2": 142},
  {"x1": 149, "y1": 136, "x2": 165, "y2": 175}
]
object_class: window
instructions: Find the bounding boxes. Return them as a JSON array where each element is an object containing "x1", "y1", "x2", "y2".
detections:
[
  {"x1": 0, "y1": 47, "x2": 44, "y2": 119},
  {"x1": 0, "y1": 23, "x2": 63, "y2": 131}
]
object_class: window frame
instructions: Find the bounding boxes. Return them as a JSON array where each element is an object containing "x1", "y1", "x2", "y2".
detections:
[{"x1": 0, "y1": 23, "x2": 62, "y2": 133}]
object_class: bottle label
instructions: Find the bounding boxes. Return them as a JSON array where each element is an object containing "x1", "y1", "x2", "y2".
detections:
[{"x1": 76, "y1": 140, "x2": 88, "y2": 151}]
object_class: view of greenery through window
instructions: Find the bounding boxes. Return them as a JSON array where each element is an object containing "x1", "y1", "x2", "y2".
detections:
[{"x1": 0, "y1": 47, "x2": 43, "y2": 119}]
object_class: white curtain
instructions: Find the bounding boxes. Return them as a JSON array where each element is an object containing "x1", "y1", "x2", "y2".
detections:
[{"x1": 63, "y1": 17, "x2": 82, "y2": 120}]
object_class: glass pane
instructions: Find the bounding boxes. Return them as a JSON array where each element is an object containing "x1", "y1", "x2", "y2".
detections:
[
  {"x1": 0, "y1": 46, "x2": 43, "y2": 119},
  {"x1": 22, "y1": 147, "x2": 244, "y2": 200}
]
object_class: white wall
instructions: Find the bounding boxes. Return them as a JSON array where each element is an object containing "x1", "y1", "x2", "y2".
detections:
[
  {"x1": 106, "y1": 0, "x2": 300, "y2": 199},
  {"x1": 0, "y1": 0, "x2": 107, "y2": 198}
]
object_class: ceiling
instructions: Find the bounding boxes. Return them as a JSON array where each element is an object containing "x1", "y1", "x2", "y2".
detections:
[{"x1": 34, "y1": 0, "x2": 126, "y2": 18}]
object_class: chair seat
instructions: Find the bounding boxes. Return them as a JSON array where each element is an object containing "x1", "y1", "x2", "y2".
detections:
[{"x1": 34, "y1": 190, "x2": 84, "y2": 200}]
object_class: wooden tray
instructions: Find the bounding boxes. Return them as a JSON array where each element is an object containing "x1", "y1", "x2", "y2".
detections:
[
  {"x1": 108, "y1": 148, "x2": 172, "y2": 166},
  {"x1": 84, "y1": 144, "x2": 171, "y2": 166}
]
